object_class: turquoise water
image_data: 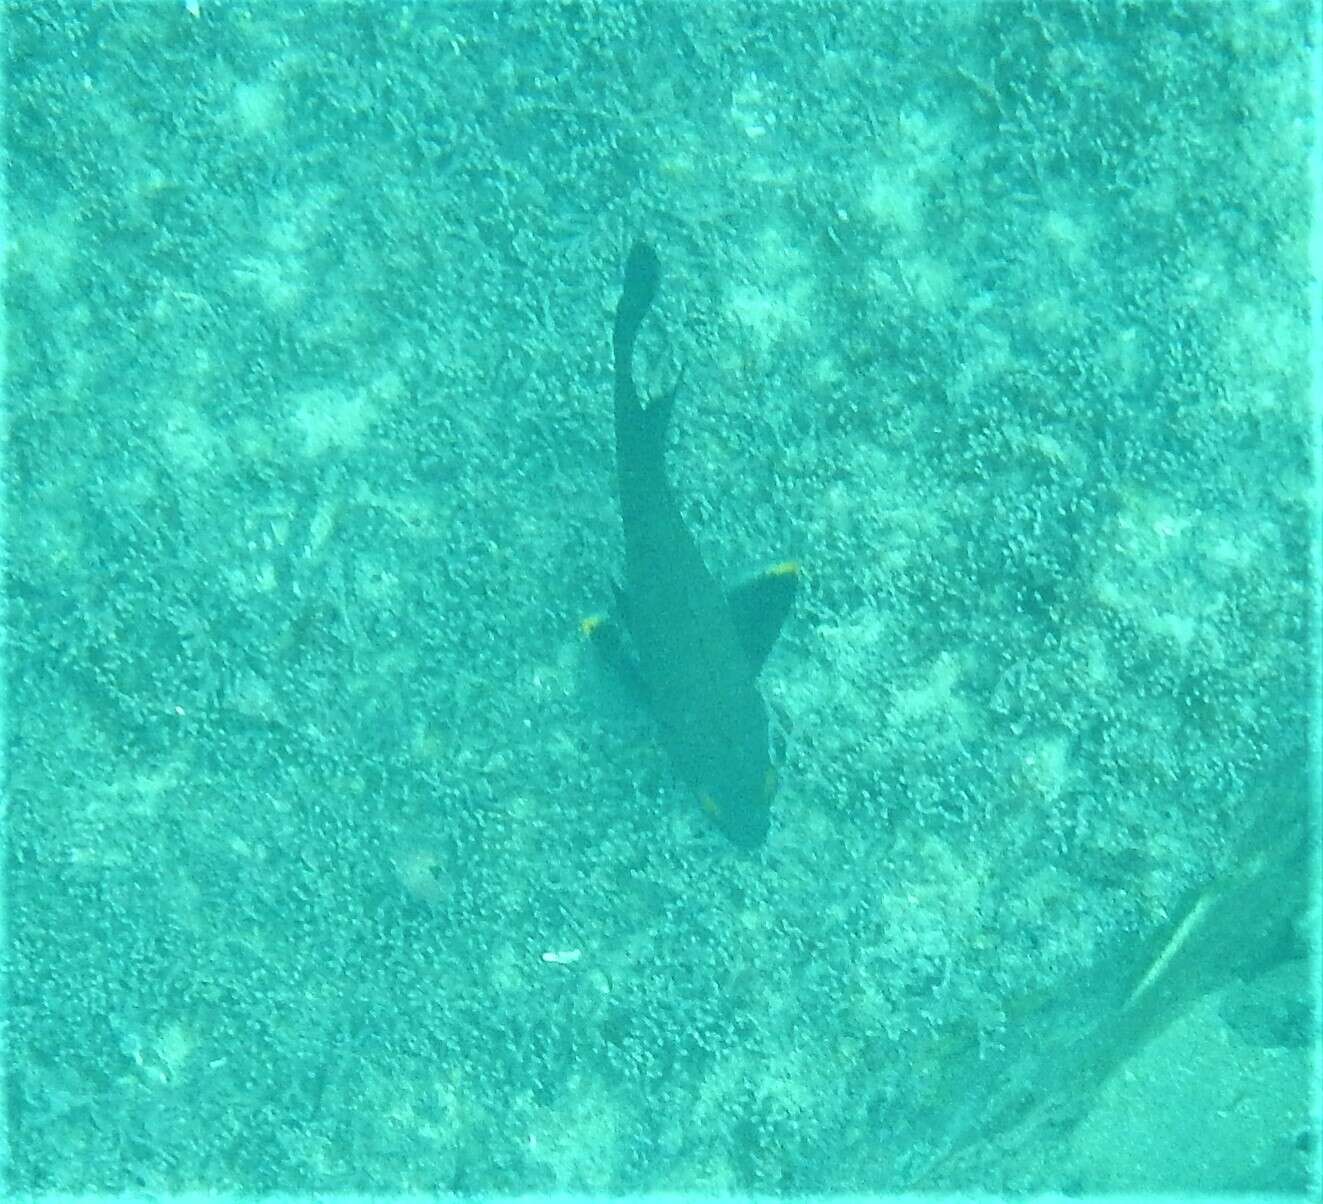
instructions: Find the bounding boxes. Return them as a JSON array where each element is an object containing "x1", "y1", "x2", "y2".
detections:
[{"x1": 3, "y1": 0, "x2": 1317, "y2": 1194}]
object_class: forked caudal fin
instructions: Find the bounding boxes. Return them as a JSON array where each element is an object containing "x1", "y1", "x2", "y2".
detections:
[{"x1": 612, "y1": 240, "x2": 675, "y2": 466}]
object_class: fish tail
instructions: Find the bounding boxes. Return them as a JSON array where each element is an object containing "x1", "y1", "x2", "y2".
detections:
[
  {"x1": 614, "y1": 240, "x2": 659, "y2": 356},
  {"x1": 613, "y1": 240, "x2": 669, "y2": 469}
]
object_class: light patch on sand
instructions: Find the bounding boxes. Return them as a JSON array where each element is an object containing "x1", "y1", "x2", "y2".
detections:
[
  {"x1": 233, "y1": 253, "x2": 306, "y2": 312},
  {"x1": 157, "y1": 400, "x2": 225, "y2": 473},
  {"x1": 291, "y1": 387, "x2": 376, "y2": 456},
  {"x1": 889, "y1": 651, "x2": 974, "y2": 737},
  {"x1": 12, "y1": 205, "x2": 76, "y2": 293},
  {"x1": 727, "y1": 278, "x2": 811, "y2": 354},
  {"x1": 1019, "y1": 734, "x2": 1073, "y2": 802},
  {"x1": 232, "y1": 79, "x2": 284, "y2": 136},
  {"x1": 862, "y1": 165, "x2": 925, "y2": 237}
]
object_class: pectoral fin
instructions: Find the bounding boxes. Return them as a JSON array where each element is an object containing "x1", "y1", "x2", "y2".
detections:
[
  {"x1": 581, "y1": 596, "x2": 649, "y2": 707},
  {"x1": 727, "y1": 561, "x2": 800, "y2": 673}
]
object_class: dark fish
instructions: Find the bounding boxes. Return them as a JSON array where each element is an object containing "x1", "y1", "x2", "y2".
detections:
[{"x1": 586, "y1": 240, "x2": 798, "y2": 848}]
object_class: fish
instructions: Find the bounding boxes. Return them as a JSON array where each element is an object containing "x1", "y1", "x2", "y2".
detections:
[{"x1": 585, "y1": 239, "x2": 798, "y2": 849}]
